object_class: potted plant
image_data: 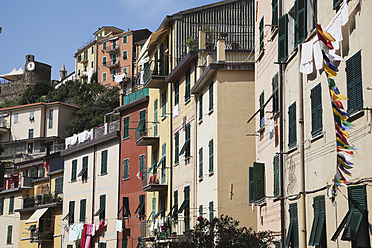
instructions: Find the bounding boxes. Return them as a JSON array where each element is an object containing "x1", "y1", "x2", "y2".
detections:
[{"x1": 185, "y1": 37, "x2": 198, "y2": 52}]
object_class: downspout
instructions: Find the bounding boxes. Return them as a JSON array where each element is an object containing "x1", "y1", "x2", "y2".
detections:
[
  {"x1": 193, "y1": 58, "x2": 198, "y2": 221},
  {"x1": 92, "y1": 144, "x2": 96, "y2": 224},
  {"x1": 117, "y1": 127, "x2": 121, "y2": 248},
  {"x1": 278, "y1": 0, "x2": 286, "y2": 246},
  {"x1": 298, "y1": 44, "x2": 307, "y2": 248},
  {"x1": 169, "y1": 81, "x2": 173, "y2": 226},
  {"x1": 44, "y1": 104, "x2": 47, "y2": 138}
]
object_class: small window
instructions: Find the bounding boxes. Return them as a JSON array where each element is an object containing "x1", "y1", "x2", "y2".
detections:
[
  {"x1": 49, "y1": 109, "x2": 53, "y2": 129},
  {"x1": 13, "y1": 113, "x2": 18, "y2": 124},
  {"x1": 259, "y1": 16, "x2": 265, "y2": 52},
  {"x1": 113, "y1": 40, "x2": 117, "y2": 49},
  {"x1": 174, "y1": 131, "x2": 179, "y2": 164},
  {"x1": 79, "y1": 199, "x2": 86, "y2": 222},
  {"x1": 28, "y1": 129, "x2": 34, "y2": 139},
  {"x1": 103, "y1": 42, "x2": 107, "y2": 50},
  {"x1": 310, "y1": 83, "x2": 323, "y2": 136},
  {"x1": 7, "y1": 225, "x2": 12, "y2": 244},
  {"x1": 288, "y1": 102, "x2": 297, "y2": 148},
  {"x1": 278, "y1": 14, "x2": 288, "y2": 62},
  {"x1": 154, "y1": 100, "x2": 158, "y2": 136},
  {"x1": 272, "y1": 74, "x2": 279, "y2": 112},
  {"x1": 333, "y1": 0, "x2": 342, "y2": 9},
  {"x1": 68, "y1": 201, "x2": 75, "y2": 225},
  {"x1": 29, "y1": 110, "x2": 34, "y2": 121},
  {"x1": 103, "y1": 73, "x2": 107, "y2": 82},
  {"x1": 71, "y1": 159, "x2": 77, "y2": 182},
  {"x1": 295, "y1": 0, "x2": 307, "y2": 46},
  {"x1": 91, "y1": 46, "x2": 94, "y2": 54},
  {"x1": 209, "y1": 201, "x2": 214, "y2": 222},
  {"x1": 123, "y1": 36, "x2": 127, "y2": 44},
  {"x1": 122, "y1": 197, "x2": 131, "y2": 218},
  {"x1": 55, "y1": 177, "x2": 63, "y2": 194},
  {"x1": 123, "y1": 159, "x2": 129, "y2": 180},
  {"x1": 209, "y1": 82, "x2": 214, "y2": 111},
  {"x1": 139, "y1": 154, "x2": 146, "y2": 177},
  {"x1": 259, "y1": 91, "x2": 265, "y2": 128},
  {"x1": 0, "y1": 197, "x2": 4, "y2": 215},
  {"x1": 100, "y1": 150, "x2": 108, "y2": 175},
  {"x1": 272, "y1": 0, "x2": 278, "y2": 32},
  {"x1": 174, "y1": 81, "x2": 179, "y2": 106},
  {"x1": 199, "y1": 94, "x2": 203, "y2": 120},
  {"x1": 9, "y1": 196, "x2": 14, "y2": 213},
  {"x1": 162, "y1": 90, "x2": 167, "y2": 118},
  {"x1": 185, "y1": 124, "x2": 191, "y2": 158},
  {"x1": 199, "y1": 205, "x2": 203, "y2": 217},
  {"x1": 199, "y1": 147, "x2": 203, "y2": 178},
  {"x1": 346, "y1": 51, "x2": 363, "y2": 114},
  {"x1": 209, "y1": 139, "x2": 214, "y2": 173},
  {"x1": 273, "y1": 155, "x2": 279, "y2": 197},
  {"x1": 185, "y1": 69, "x2": 191, "y2": 102},
  {"x1": 123, "y1": 116, "x2": 130, "y2": 139},
  {"x1": 102, "y1": 57, "x2": 107, "y2": 66},
  {"x1": 123, "y1": 51, "x2": 128, "y2": 60}
]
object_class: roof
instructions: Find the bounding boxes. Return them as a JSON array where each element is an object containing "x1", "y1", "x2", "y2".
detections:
[
  {"x1": 0, "y1": 68, "x2": 24, "y2": 81},
  {"x1": 0, "y1": 101, "x2": 79, "y2": 113},
  {"x1": 93, "y1": 26, "x2": 124, "y2": 36}
]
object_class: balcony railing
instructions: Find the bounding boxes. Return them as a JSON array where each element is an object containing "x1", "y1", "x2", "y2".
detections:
[
  {"x1": 30, "y1": 228, "x2": 54, "y2": 243},
  {"x1": 135, "y1": 122, "x2": 159, "y2": 146},
  {"x1": 103, "y1": 60, "x2": 120, "y2": 68},
  {"x1": 143, "y1": 58, "x2": 169, "y2": 88},
  {"x1": 122, "y1": 88, "x2": 149, "y2": 106},
  {"x1": 23, "y1": 192, "x2": 62, "y2": 209},
  {"x1": 0, "y1": 121, "x2": 9, "y2": 129},
  {"x1": 105, "y1": 45, "x2": 120, "y2": 53},
  {"x1": 94, "y1": 119, "x2": 120, "y2": 139},
  {"x1": 0, "y1": 143, "x2": 65, "y2": 161},
  {"x1": 141, "y1": 164, "x2": 168, "y2": 191}
]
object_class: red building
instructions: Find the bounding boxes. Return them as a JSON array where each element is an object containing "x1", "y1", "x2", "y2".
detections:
[{"x1": 115, "y1": 87, "x2": 149, "y2": 248}]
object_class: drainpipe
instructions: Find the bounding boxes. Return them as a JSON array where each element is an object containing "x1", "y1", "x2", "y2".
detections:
[
  {"x1": 92, "y1": 144, "x2": 96, "y2": 224},
  {"x1": 117, "y1": 124, "x2": 122, "y2": 248},
  {"x1": 278, "y1": 0, "x2": 286, "y2": 246},
  {"x1": 298, "y1": 43, "x2": 307, "y2": 248},
  {"x1": 169, "y1": 81, "x2": 173, "y2": 231},
  {"x1": 193, "y1": 58, "x2": 198, "y2": 227}
]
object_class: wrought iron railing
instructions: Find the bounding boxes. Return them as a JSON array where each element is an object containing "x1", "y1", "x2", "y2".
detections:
[
  {"x1": 141, "y1": 161, "x2": 168, "y2": 188},
  {"x1": 135, "y1": 121, "x2": 158, "y2": 143},
  {"x1": 23, "y1": 192, "x2": 62, "y2": 209},
  {"x1": 143, "y1": 57, "x2": 170, "y2": 84},
  {"x1": 122, "y1": 88, "x2": 149, "y2": 106},
  {"x1": 103, "y1": 60, "x2": 120, "y2": 68},
  {"x1": 105, "y1": 45, "x2": 120, "y2": 53}
]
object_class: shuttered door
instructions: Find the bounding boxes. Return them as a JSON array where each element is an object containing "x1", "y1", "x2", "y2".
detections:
[
  {"x1": 80, "y1": 199, "x2": 86, "y2": 222},
  {"x1": 288, "y1": 103, "x2": 297, "y2": 148},
  {"x1": 346, "y1": 51, "x2": 363, "y2": 114},
  {"x1": 311, "y1": 83, "x2": 322, "y2": 136},
  {"x1": 273, "y1": 155, "x2": 280, "y2": 197},
  {"x1": 254, "y1": 162, "x2": 265, "y2": 201},
  {"x1": 278, "y1": 14, "x2": 288, "y2": 62}
]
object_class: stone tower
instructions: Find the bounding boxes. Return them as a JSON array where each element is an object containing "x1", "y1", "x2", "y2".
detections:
[
  {"x1": 23, "y1": 54, "x2": 52, "y2": 84},
  {"x1": 59, "y1": 64, "x2": 67, "y2": 81}
]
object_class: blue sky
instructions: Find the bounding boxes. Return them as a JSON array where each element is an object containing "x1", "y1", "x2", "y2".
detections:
[{"x1": 0, "y1": 0, "x2": 217, "y2": 80}]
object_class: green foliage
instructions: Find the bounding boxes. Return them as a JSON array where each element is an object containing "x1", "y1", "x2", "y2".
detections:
[
  {"x1": 19, "y1": 81, "x2": 53, "y2": 105},
  {"x1": 178, "y1": 215, "x2": 273, "y2": 248},
  {"x1": 0, "y1": 99, "x2": 18, "y2": 108}
]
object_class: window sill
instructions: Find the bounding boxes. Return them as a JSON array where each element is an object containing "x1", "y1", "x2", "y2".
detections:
[
  {"x1": 100, "y1": 172, "x2": 108, "y2": 176},
  {"x1": 288, "y1": 145, "x2": 298, "y2": 154},
  {"x1": 198, "y1": 178, "x2": 203, "y2": 182},
  {"x1": 311, "y1": 132, "x2": 324, "y2": 143},
  {"x1": 347, "y1": 110, "x2": 364, "y2": 122},
  {"x1": 209, "y1": 172, "x2": 214, "y2": 177},
  {"x1": 208, "y1": 109, "x2": 214, "y2": 115},
  {"x1": 122, "y1": 178, "x2": 129, "y2": 181},
  {"x1": 185, "y1": 98, "x2": 191, "y2": 105},
  {"x1": 122, "y1": 136, "x2": 130, "y2": 141},
  {"x1": 198, "y1": 119, "x2": 203, "y2": 125},
  {"x1": 174, "y1": 162, "x2": 180, "y2": 167},
  {"x1": 161, "y1": 116, "x2": 167, "y2": 121}
]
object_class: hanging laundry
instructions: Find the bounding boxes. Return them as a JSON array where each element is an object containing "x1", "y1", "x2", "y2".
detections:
[
  {"x1": 325, "y1": 13, "x2": 343, "y2": 51},
  {"x1": 313, "y1": 40, "x2": 323, "y2": 70},
  {"x1": 116, "y1": 220, "x2": 123, "y2": 232},
  {"x1": 300, "y1": 39, "x2": 315, "y2": 74},
  {"x1": 341, "y1": 0, "x2": 349, "y2": 25},
  {"x1": 316, "y1": 23, "x2": 336, "y2": 42},
  {"x1": 322, "y1": 51, "x2": 339, "y2": 72},
  {"x1": 323, "y1": 61, "x2": 337, "y2": 78},
  {"x1": 317, "y1": 30, "x2": 334, "y2": 50},
  {"x1": 68, "y1": 224, "x2": 79, "y2": 242}
]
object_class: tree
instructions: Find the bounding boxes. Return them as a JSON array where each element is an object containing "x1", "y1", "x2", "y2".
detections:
[
  {"x1": 19, "y1": 81, "x2": 53, "y2": 105},
  {"x1": 178, "y1": 215, "x2": 273, "y2": 248}
]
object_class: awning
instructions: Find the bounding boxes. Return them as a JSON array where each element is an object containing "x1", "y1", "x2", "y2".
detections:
[
  {"x1": 148, "y1": 27, "x2": 169, "y2": 52},
  {"x1": 77, "y1": 167, "x2": 87, "y2": 177},
  {"x1": 247, "y1": 88, "x2": 278, "y2": 124},
  {"x1": 154, "y1": 208, "x2": 164, "y2": 219},
  {"x1": 0, "y1": 68, "x2": 24, "y2": 81},
  {"x1": 26, "y1": 208, "x2": 48, "y2": 224},
  {"x1": 179, "y1": 141, "x2": 190, "y2": 156},
  {"x1": 178, "y1": 199, "x2": 189, "y2": 214}
]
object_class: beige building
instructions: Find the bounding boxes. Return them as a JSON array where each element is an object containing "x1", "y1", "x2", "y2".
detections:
[
  {"x1": 278, "y1": 0, "x2": 372, "y2": 247},
  {"x1": 61, "y1": 127, "x2": 120, "y2": 248},
  {"x1": 0, "y1": 102, "x2": 78, "y2": 163}
]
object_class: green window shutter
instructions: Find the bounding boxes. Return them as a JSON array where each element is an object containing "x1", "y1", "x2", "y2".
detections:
[
  {"x1": 69, "y1": 201, "x2": 75, "y2": 224},
  {"x1": 273, "y1": 155, "x2": 280, "y2": 197},
  {"x1": 154, "y1": 100, "x2": 158, "y2": 137},
  {"x1": 123, "y1": 116, "x2": 130, "y2": 138},
  {"x1": 199, "y1": 148, "x2": 203, "y2": 178},
  {"x1": 199, "y1": 94, "x2": 203, "y2": 120},
  {"x1": 278, "y1": 14, "x2": 288, "y2": 62},
  {"x1": 199, "y1": 205, "x2": 203, "y2": 217},
  {"x1": 55, "y1": 177, "x2": 63, "y2": 194},
  {"x1": 162, "y1": 90, "x2": 167, "y2": 117},
  {"x1": 259, "y1": 91, "x2": 265, "y2": 127},
  {"x1": 253, "y1": 162, "x2": 265, "y2": 201},
  {"x1": 289, "y1": 203, "x2": 299, "y2": 248},
  {"x1": 348, "y1": 185, "x2": 367, "y2": 211},
  {"x1": 288, "y1": 102, "x2": 297, "y2": 148},
  {"x1": 7, "y1": 225, "x2": 12, "y2": 244},
  {"x1": 9, "y1": 196, "x2": 14, "y2": 213},
  {"x1": 185, "y1": 69, "x2": 191, "y2": 102},
  {"x1": 311, "y1": 83, "x2": 322, "y2": 136},
  {"x1": 82, "y1": 156, "x2": 88, "y2": 180},
  {"x1": 100, "y1": 195, "x2": 106, "y2": 220},
  {"x1": 346, "y1": 51, "x2": 363, "y2": 114},
  {"x1": 123, "y1": 159, "x2": 129, "y2": 180},
  {"x1": 209, "y1": 201, "x2": 214, "y2": 222},
  {"x1": 185, "y1": 124, "x2": 191, "y2": 158},
  {"x1": 175, "y1": 81, "x2": 179, "y2": 105},
  {"x1": 209, "y1": 139, "x2": 214, "y2": 173},
  {"x1": 312, "y1": 0, "x2": 317, "y2": 30},
  {"x1": 295, "y1": 0, "x2": 307, "y2": 46},
  {"x1": 0, "y1": 197, "x2": 4, "y2": 215},
  {"x1": 272, "y1": 0, "x2": 278, "y2": 32},
  {"x1": 152, "y1": 197, "x2": 156, "y2": 220},
  {"x1": 272, "y1": 74, "x2": 279, "y2": 112},
  {"x1": 139, "y1": 109, "x2": 146, "y2": 124},
  {"x1": 184, "y1": 186, "x2": 190, "y2": 231},
  {"x1": 333, "y1": 0, "x2": 342, "y2": 9},
  {"x1": 173, "y1": 191, "x2": 178, "y2": 220},
  {"x1": 175, "y1": 131, "x2": 179, "y2": 164},
  {"x1": 101, "y1": 150, "x2": 108, "y2": 175},
  {"x1": 314, "y1": 196, "x2": 326, "y2": 246},
  {"x1": 80, "y1": 199, "x2": 86, "y2": 222},
  {"x1": 123, "y1": 51, "x2": 127, "y2": 60},
  {"x1": 71, "y1": 159, "x2": 77, "y2": 182},
  {"x1": 123, "y1": 36, "x2": 127, "y2": 44},
  {"x1": 259, "y1": 16, "x2": 265, "y2": 52},
  {"x1": 161, "y1": 143, "x2": 166, "y2": 184},
  {"x1": 123, "y1": 197, "x2": 130, "y2": 217},
  {"x1": 249, "y1": 167, "x2": 255, "y2": 203},
  {"x1": 103, "y1": 42, "x2": 106, "y2": 50},
  {"x1": 209, "y1": 82, "x2": 214, "y2": 110}
]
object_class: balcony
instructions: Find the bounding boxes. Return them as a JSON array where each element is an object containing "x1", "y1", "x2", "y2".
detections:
[
  {"x1": 29, "y1": 228, "x2": 54, "y2": 243},
  {"x1": 22, "y1": 192, "x2": 62, "y2": 209},
  {"x1": 103, "y1": 60, "x2": 120, "y2": 68},
  {"x1": 79, "y1": 56, "x2": 88, "y2": 64},
  {"x1": 141, "y1": 165, "x2": 168, "y2": 192},
  {"x1": 105, "y1": 44, "x2": 120, "y2": 53},
  {"x1": 143, "y1": 59, "x2": 168, "y2": 88},
  {"x1": 0, "y1": 120, "x2": 9, "y2": 133},
  {"x1": 122, "y1": 88, "x2": 149, "y2": 106},
  {"x1": 135, "y1": 122, "x2": 159, "y2": 147}
]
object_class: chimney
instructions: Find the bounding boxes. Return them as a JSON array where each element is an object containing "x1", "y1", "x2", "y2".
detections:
[
  {"x1": 199, "y1": 30, "x2": 206, "y2": 49},
  {"x1": 217, "y1": 39, "x2": 226, "y2": 62}
]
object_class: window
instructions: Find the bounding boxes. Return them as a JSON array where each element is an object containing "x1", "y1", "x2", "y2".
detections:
[
  {"x1": 123, "y1": 36, "x2": 127, "y2": 44},
  {"x1": 272, "y1": 0, "x2": 278, "y2": 32},
  {"x1": 273, "y1": 155, "x2": 280, "y2": 197},
  {"x1": 285, "y1": 203, "x2": 299, "y2": 248},
  {"x1": 103, "y1": 57, "x2": 107, "y2": 66},
  {"x1": 259, "y1": 16, "x2": 265, "y2": 52},
  {"x1": 135, "y1": 195, "x2": 145, "y2": 220},
  {"x1": 123, "y1": 116, "x2": 130, "y2": 139},
  {"x1": 209, "y1": 82, "x2": 214, "y2": 110},
  {"x1": 123, "y1": 159, "x2": 129, "y2": 180},
  {"x1": 113, "y1": 40, "x2": 117, "y2": 49},
  {"x1": 332, "y1": 185, "x2": 370, "y2": 246},
  {"x1": 13, "y1": 113, "x2": 18, "y2": 124},
  {"x1": 278, "y1": 14, "x2": 288, "y2": 62},
  {"x1": 160, "y1": 195, "x2": 166, "y2": 218},
  {"x1": 48, "y1": 109, "x2": 53, "y2": 128},
  {"x1": 112, "y1": 54, "x2": 117, "y2": 63},
  {"x1": 173, "y1": 190, "x2": 178, "y2": 220},
  {"x1": 123, "y1": 51, "x2": 127, "y2": 60},
  {"x1": 209, "y1": 201, "x2": 214, "y2": 222},
  {"x1": 295, "y1": 0, "x2": 307, "y2": 46},
  {"x1": 29, "y1": 110, "x2": 34, "y2": 121},
  {"x1": 78, "y1": 156, "x2": 88, "y2": 180},
  {"x1": 184, "y1": 186, "x2": 190, "y2": 231},
  {"x1": 98, "y1": 243, "x2": 107, "y2": 248},
  {"x1": 71, "y1": 159, "x2": 77, "y2": 182},
  {"x1": 123, "y1": 67, "x2": 127, "y2": 74},
  {"x1": 249, "y1": 162, "x2": 265, "y2": 202},
  {"x1": 80, "y1": 199, "x2": 86, "y2": 222},
  {"x1": 185, "y1": 124, "x2": 191, "y2": 158},
  {"x1": 151, "y1": 197, "x2": 156, "y2": 220},
  {"x1": 174, "y1": 131, "x2": 179, "y2": 164},
  {"x1": 185, "y1": 69, "x2": 191, "y2": 102},
  {"x1": 199, "y1": 205, "x2": 203, "y2": 217},
  {"x1": 138, "y1": 110, "x2": 146, "y2": 136},
  {"x1": 209, "y1": 139, "x2": 214, "y2": 173},
  {"x1": 309, "y1": 196, "x2": 326, "y2": 246},
  {"x1": 103, "y1": 42, "x2": 107, "y2": 50},
  {"x1": 174, "y1": 80, "x2": 179, "y2": 106},
  {"x1": 162, "y1": 90, "x2": 167, "y2": 117},
  {"x1": 122, "y1": 197, "x2": 131, "y2": 218},
  {"x1": 0, "y1": 197, "x2": 4, "y2": 215},
  {"x1": 99, "y1": 195, "x2": 106, "y2": 220},
  {"x1": 7, "y1": 225, "x2": 12, "y2": 244},
  {"x1": 311, "y1": 83, "x2": 323, "y2": 136},
  {"x1": 272, "y1": 73, "x2": 279, "y2": 112},
  {"x1": 199, "y1": 94, "x2": 203, "y2": 120},
  {"x1": 161, "y1": 143, "x2": 166, "y2": 184},
  {"x1": 312, "y1": 0, "x2": 317, "y2": 30},
  {"x1": 68, "y1": 201, "x2": 75, "y2": 225},
  {"x1": 55, "y1": 177, "x2": 63, "y2": 194},
  {"x1": 346, "y1": 51, "x2": 363, "y2": 114},
  {"x1": 199, "y1": 147, "x2": 203, "y2": 178},
  {"x1": 100, "y1": 150, "x2": 108, "y2": 175},
  {"x1": 91, "y1": 46, "x2": 94, "y2": 54},
  {"x1": 139, "y1": 154, "x2": 146, "y2": 177},
  {"x1": 91, "y1": 61, "x2": 94, "y2": 68},
  {"x1": 67, "y1": 245, "x2": 73, "y2": 248},
  {"x1": 288, "y1": 102, "x2": 297, "y2": 148},
  {"x1": 9, "y1": 196, "x2": 14, "y2": 213},
  {"x1": 103, "y1": 72, "x2": 107, "y2": 82},
  {"x1": 154, "y1": 100, "x2": 158, "y2": 137},
  {"x1": 259, "y1": 91, "x2": 265, "y2": 128},
  {"x1": 29, "y1": 129, "x2": 34, "y2": 139},
  {"x1": 77, "y1": 55, "x2": 81, "y2": 63}
]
